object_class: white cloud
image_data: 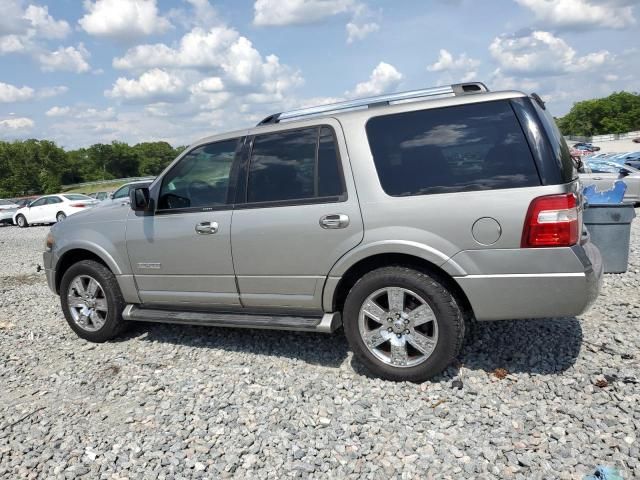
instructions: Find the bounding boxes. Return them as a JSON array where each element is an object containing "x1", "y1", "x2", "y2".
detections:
[
  {"x1": 427, "y1": 49, "x2": 480, "y2": 72},
  {"x1": 515, "y1": 0, "x2": 636, "y2": 30},
  {"x1": 106, "y1": 68, "x2": 187, "y2": 102},
  {"x1": 489, "y1": 30, "x2": 610, "y2": 76},
  {"x1": 113, "y1": 26, "x2": 239, "y2": 70},
  {"x1": 37, "y1": 85, "x2": 69, "y2": 98},
  {"x1": 347, "y1": 62, "x2": 403, "y2": 97},
  {"x1": 0, "y1": 82, "x2": 68, "y2": 104},
  {"x1": 346, "y1": 21, "x2": 379, "y2": 43},
  {"x1": 253, "y1": 0, "x2": 355, "y2": 26},
  {"x1": 190, "y1": 77, "x2": 225, "y2": 94},
  {"x1": 24, "y1": 5, "x2": 71, "y2": 39},
  {"x1": 46, "y1": 106, "x2": 71, "y2": 117},
  {"x1": 38, "y1": 44, "x2": 91, "y2": 73},
  {"x1": 490, "y1": 69, "x2": 541, "y2": 91},
  {"x1": 79, "y1": 0, "x2": 172, "y2": 40},
  {"x1": 0, "y1": 1, "x2": 71, "y2": 57},
  {"x1": 0, "y1": 82, "x2": 34, "y2": 103},
  {"x1": 0, "y1": 0, "x2": 29, "y2": 36},
  {"x1": 0, "y1": 117, "x2": 34, "y2": 130},
  {"x1": 0, "y1": 35, "x2": 27, "y2": 53},
  {"x1": 113, "y1": 26, "x2": 303, "y2": 100}
]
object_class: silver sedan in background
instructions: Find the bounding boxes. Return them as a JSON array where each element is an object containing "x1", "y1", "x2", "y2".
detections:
[
  {"x1": 0, "y1": 199, "x2": 20, "y2": 225},
  {"x1": 579, "y1": 160, "x2": 640, "y2": 205}
]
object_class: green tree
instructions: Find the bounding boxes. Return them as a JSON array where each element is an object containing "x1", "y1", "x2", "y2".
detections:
[
  {"x1": 134, "y1": 141, "x2": 179, "y2": 176},
  {"x1": 557, "y1": 91, "x2": 640, "y2": 136}
]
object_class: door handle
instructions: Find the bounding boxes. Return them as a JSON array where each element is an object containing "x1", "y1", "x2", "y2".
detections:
[
  {"x1": 195, "y1": 221, "x2": 219, "y2": 234},
  {"x1": 592, "y1": 177, "x2": 602, "y2": 180},
  {"x1": 319, "y1": 214, "x2": 349, "y2": 229}
]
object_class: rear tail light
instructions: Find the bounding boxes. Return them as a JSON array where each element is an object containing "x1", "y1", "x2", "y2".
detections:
[
  {"x1": 521, "y1": 193, "x2": 579, "y2": 248},
  {"x1": 71, "y1": 203, "x2": 88, "y2": 208}
]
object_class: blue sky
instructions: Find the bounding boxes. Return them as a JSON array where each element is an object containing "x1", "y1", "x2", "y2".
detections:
[{"x1": 0, "y1": 0, "x2": 638, "y2": 148}]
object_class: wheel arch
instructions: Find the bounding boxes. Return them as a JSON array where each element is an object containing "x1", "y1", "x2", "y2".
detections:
[
  {"x1": 54, "y1": 248, "x2": 116, "y2": 294},
  {"x1": 326, "y1": 252, "x2": 473, "y2": 319}
]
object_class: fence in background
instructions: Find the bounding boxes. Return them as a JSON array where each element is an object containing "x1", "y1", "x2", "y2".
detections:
[
  {"x1": 62, "y1": 176, "x2": 154, "y2": 190},
  {"x1": 565, "y1": 131, "x2": 640, "y2": 143}
]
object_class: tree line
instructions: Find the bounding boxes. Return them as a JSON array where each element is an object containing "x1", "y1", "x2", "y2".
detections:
[
  {"x1": 556, "y1": 91, "x2": 640, "y2": 137},
  {"x1": 0, "y1": 140, "x2": 185, "y2": 198}
]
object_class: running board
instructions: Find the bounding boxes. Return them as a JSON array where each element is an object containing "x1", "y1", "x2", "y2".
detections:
[{"x1": 122, "y1": 305, "x2": 341, "y2": 333}]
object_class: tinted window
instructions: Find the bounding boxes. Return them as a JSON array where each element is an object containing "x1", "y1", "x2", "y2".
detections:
[
  {"x1": 366, "y1": 101, "x2": 540, "y2": 197},
  {"x1": 318, "y1": 127, "x2": 343, "y2": 197},
  {"x1": 46, "y1": 197, "x2": 63, "y2": 204},
  {"x1": 247, "y1": 126, "x2": 344, "y2": 203},
  {"x1": 531, "y1": 100, "x2": 577, "y2": 182},
  {"x1": 159, "y1": 139, "x2": 240, "y2": 210},
  {"x1": 30, "y1": 198, "x2": 46, "y2": 207}
]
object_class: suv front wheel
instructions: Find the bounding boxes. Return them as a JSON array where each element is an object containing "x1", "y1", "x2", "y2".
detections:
[
  {"x1": 60, "y1": 260, "x2": 127, "y2": 342},
  {"x1": 343, "y1": 266, "x2": 465, "y2": 382}
]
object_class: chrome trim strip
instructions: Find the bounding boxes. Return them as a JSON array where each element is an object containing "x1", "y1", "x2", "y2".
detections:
[{"x1": 458, "y1": 273, "x2": 586, "y2": 279}]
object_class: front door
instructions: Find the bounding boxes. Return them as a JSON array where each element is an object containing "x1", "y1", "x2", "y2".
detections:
[
  {"x1": 26, "y1": 197, "x2": 48, "y2": 223},
  {"x1": 126, "y1": 137, "x2": 244, "y2": 307},
  {"x1": 231, "y1": 122, "x2": 363, "y2": 311}
]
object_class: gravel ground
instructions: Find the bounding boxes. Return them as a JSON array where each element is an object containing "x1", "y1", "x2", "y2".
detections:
[{"x1": 0, "y1": 219, "x2": 639, "y2": 479}]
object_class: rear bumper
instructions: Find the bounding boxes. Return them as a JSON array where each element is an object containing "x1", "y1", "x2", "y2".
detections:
[{"x1": 453, "y1": 241, "x2": 603, "y2": 321}]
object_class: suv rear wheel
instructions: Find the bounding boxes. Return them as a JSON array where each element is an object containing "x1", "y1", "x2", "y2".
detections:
[
  {"x1": 343, "y1": 266, "x2": 464, "y2": 382},
  {"x1": 60, "y1": 260, "x2": 127, "y2": 342}
]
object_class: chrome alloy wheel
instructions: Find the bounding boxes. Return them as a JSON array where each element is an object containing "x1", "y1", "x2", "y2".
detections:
[
  {"x1": 358, "y1": 287, "x2": 439, "y2": 368},
  {"x1": 67, "y1": 275, "x2": 108, "y2": 332}
]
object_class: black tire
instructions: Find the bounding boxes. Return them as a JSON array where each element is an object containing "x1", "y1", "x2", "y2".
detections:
[
  {"x1": 60, "y1": 260, "x2": 127, "y2": 342},
  {"x1": 16, "y1": 215, "x2": 28, "y2": 228},
  {"x1": 56, "y1": 211, "x2": 66, "y2": 222},
  {"x1": 343, "y1": 266, "x2": 465, "y2": 382}
]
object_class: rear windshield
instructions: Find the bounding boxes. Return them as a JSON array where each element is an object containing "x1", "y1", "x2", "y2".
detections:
[
  {"x1": 63, "y1": 194, "x2": 92, "y2": 201},
  {"x1": 530, "y1": 100, "x2": 577, "y2": 181},
  {"x1": 366, "y1": 100, "x2": 540, "y2": 197}
]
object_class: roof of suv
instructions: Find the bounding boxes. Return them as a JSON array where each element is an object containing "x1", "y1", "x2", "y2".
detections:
[{"x1": 190, "y1": 82, "x2": 528, "y2": 148}]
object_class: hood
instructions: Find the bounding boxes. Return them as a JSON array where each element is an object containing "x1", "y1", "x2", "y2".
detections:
[{"x1": 56, "y1": 198, "x2": 131, "y2": 229}]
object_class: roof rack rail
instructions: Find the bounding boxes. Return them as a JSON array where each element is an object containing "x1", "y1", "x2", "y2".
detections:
[{"x1": 257, "y1": 82, "x2": 488, "y2": 126}]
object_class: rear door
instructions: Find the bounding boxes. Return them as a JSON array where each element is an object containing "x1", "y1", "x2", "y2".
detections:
[
  {"x1": 43, "y1": 196, "x2": 64, "y2": 222},
  {"x1": 231, "y1": 121, "x2": 363, "y2": 311}
]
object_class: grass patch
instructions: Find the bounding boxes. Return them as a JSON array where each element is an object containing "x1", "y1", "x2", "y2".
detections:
[{"x1": 62, "y1": 180, "x2": 129, "y2": 195}]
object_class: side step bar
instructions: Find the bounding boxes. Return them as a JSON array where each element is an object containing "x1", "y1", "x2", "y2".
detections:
[{"x1": 122, "y1": 305, "x2": 342, "y2": 333}]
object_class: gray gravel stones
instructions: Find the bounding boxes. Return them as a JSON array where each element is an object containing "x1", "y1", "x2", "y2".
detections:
[{"x1": 1, "y1": 217, "x2": 639, "y2": 479}]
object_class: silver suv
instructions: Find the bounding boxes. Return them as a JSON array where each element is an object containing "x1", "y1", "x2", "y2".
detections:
[{"x1": 44, "y1": 82, "x2": 603, "y2": 381}]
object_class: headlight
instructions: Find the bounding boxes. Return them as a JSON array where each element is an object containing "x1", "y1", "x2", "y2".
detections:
[{"x1": 45, "y1": 232, "x2": 55, "y2": 251}]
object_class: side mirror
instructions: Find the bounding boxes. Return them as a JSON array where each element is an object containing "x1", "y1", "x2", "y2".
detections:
[
  {"x1": 619, "y1": 169, "x2": 630, "y2": 177},
  {"x1": 130, "y1": 187, "x2": 151, "y2": 212}
]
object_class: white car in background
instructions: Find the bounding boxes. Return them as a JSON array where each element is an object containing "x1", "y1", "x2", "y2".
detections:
[
  {"x1": 0, "y1": 199, "x2": 20, "y2": 225},
  {"x1": 13, "y1": 194, "x2": 99, "y2": 227}
]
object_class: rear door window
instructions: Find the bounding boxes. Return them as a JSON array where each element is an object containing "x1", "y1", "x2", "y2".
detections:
[
  {"x1": 246, "y1": 126, "x2": 345, "y2": 204},
  {"x1": 366, "y1": 100, "x2": 540, "y2": 197}
]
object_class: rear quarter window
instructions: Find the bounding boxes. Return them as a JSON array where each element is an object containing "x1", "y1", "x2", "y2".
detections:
[
  {"x1": 366, "y1": 100, "x2": 540, "y2": 197},
  {"x1": 530, "y1": 100, "x2": 577, "y2": 182}
]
